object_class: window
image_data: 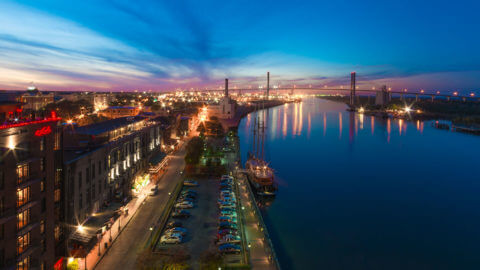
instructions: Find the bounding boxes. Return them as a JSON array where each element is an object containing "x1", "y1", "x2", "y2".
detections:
[
  {"x1": 86, "y1": 188, "x2": 91, "y2": 206},
  {"x1": 40, "y1": 219, "x2": 45, "y2": 234},
  {"x1": 54, "y1": 188, "x2": 61, "y2": 203},
  {"x1": 16, "y1": 256, "x2": 30, "y2": 270},
  {"x1": 0, "y1": 224, "x2": 4, "y2": 240},
  {"x1": 16, "y1": 163, "x2": 29, "y2": 183},
  {"x1": 86, "y1": 168, "x2": 90, "y2": 183},
  {"x1": 78, "y1": 172, "x2": 82, "y2": 188},
  {"x1": 54, "y1": 225, "x2": 61, "y2": 241},
  {"x1": 98, "y1": 161, "x2": 102, "y2": 174},
  {"x1": 40, "y1": 158, "x2": 45, "y2": 172},
  {"x1": 16, "y1": 232, "x2": 30, "y2": 255},
  {"x1": 42, "y1": 198, "x2": 46, "y2": 213},
  {"x1": 92, "y1": 164, "x2": 95, "y2": 179},
  {"x1": 17, "y1": 208, "x2": 30, "y2": 229},
  {"x1": 41, "y1": 238, "x2": 46, "y2": 252},
  {"x1": 17, "y1": 187, "x2": 31, "y2": 207},
  {"x1": 41, "y1": 178, "x2": 45, "y2": 192},
  {"x1": 40, "y1": 137, "x2": 45, "y2": 151},
  {"x1": 54, "y1": 131, "x2": 61, "y2": 150},
  {"x1": 92, "y1": 184, "x2": 95, "y2": 200},
  {"x1": 0, "y1": 197, "x2": 3, "y2": 217},
  {"x1": 79, "y1": 193, "x2": 83, "y2": 209},
  {"x1": 55, "y1": 169, "x2": 61, "y2": 187},
  {"x1": 0, "y1": 171, "x2": 4, "y2": 190}
]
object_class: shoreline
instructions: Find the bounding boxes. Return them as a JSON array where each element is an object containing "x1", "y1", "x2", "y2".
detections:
[{"x1": 317, "y1": 95, "x2": 480, "y2": 135}]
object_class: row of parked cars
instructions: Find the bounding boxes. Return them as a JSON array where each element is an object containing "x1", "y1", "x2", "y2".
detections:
[
  {"x1": 216, "y1": 175, "x2": 242, "y2": 254},
  {"x1": 160, "y1": 181, "x2": 199, "y2": 244}
]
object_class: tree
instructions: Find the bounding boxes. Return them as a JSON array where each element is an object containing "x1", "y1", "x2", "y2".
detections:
[{"x1": 185, "y1": 137, "x2": 204, "y2": 165}]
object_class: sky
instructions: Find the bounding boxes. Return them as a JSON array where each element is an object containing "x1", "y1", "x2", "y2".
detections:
[{"x1": 0, "y1": 0, "x2": 479, "y2": 93}]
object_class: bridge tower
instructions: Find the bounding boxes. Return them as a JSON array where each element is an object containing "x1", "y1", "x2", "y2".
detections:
[
  {"x1": 266, "y1": 72, "x2": 270, "y2": 100},
  {"x1": 350, "y1": 72, "x2": 356, "y2": 107}
]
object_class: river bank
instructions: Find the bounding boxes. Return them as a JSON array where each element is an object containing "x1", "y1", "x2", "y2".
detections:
[{"x1": 317, "y1": 95, "x2": 480, "y2": 135}]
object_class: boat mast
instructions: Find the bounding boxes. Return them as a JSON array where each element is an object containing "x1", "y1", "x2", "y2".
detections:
[{"x1": 252, "y1": 103, "x2": 257, "y2": 157}]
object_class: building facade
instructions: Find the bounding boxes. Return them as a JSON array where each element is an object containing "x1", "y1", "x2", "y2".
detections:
[
  {"x1": 62, "y1": 116, "x2": 162, "y2": 258},
  {"x1": 0, "y1": 112, "x2": 61, "y2": 270}
]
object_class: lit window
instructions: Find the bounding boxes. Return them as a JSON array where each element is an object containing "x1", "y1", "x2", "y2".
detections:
[
  {"x1": 16, "y1": 232, "x2": 30, "y2": 255},
  {"x1": 17, "y1": 208, "x2": 30, "y2": 230},
  {"x1": 16, "y1": 164, "x2": 29, "y2": 183},
  {"x1": 16, "y1": 187, "x2": 31, "y2": 207}
]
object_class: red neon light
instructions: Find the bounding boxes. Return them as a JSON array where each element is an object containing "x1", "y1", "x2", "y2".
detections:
[
  {"x1": 35, "y1": 126, "x2": 52, "y2": 136},
  {"x1": 0, "y1": 117, "x2": 61, "y2": 130}
]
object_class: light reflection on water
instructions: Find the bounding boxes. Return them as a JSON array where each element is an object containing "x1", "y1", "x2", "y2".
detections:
[{"x1": 239, "y1": 98, "x2": 480, "y2": 270}]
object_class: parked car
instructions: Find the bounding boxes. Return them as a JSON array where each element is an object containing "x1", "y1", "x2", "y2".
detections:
[
  {"x1": 219, "y1": 203, "x2": 236, "y2": 209},
  {"x1": 172, "y1": 209, "x2": 190, "y2": 218},
  {"x1": 220, "y1": 190, "x2": 234, "y2": 196},
  {"x1": 161, "y1": 233, "x2": 182, "y2": 244},
  {"x1": 217, "y1": 229, "x2": 239, "y2": 238},
  {"x1": 184, "y1": 180, "x2": 199, "y2": 187},
  {"x1": 179, "y1": 193, "x2": 197, "y2": 199},
  {"x1": 217, "y1": 234, "x2": 241, "y2": 245},
  {"x1": 221, "y1": 175, "x2": 233, "y2": 180},
  {"x1": 182, "y1": 189, "x2": 197, "y2": 195},
  {"x1": 219, "y1": 216, "x2": 237, "y2": 223},
  {"x1": 166, "y1": 221, "x2": 183, "y2": 229},
  {"x1": 220, "y1": 210, "x2": 237, "y2": 218},
  {"x1": 165, "y1": 227, "x2": 188, "y2": 236},
  {"x1": 178, "y1": 197, "x2": 195, "y2": 203},
  {"x1": 218, "y1": 243, "x2": 241, "y2": 254},
  {"x1": 175, "y1": 201, "x2": 194, "y2": 209},
  {"x1": 219, "y1": 221, "x2": 238, "y2": 230},
  {"x1": 218, "y1": 197, "x2": 236, "y2": 203}
]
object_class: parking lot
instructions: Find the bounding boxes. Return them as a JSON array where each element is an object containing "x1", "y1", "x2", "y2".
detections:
[{"x1": 156, "y1": 178, "x2": 220, "y2": 267}]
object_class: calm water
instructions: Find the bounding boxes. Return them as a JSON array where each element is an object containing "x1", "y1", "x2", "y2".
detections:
[{"x1": 238, "y1": 98, "x2": 480, "y2": 270}]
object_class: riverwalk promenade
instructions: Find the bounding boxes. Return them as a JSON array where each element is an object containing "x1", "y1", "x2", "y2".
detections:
[{"x1": 237, "y1": 171, "x2": 280, "y2": 270}]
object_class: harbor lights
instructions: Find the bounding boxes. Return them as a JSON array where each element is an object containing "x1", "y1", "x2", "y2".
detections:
[
  {"x1": 404, "y1": 106, "x2": 412, "y2": 113},
  {"x1": 358, "y1": 107, "x2": 365, "y2": 113},
  {"x1": 77, "y1": 225, "x2": 85, "y2": 233}
]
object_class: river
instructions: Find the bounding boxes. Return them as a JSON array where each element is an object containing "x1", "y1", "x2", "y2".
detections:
[{"x1": 238, "y1": 98, "x2": 480, "y2": 270}]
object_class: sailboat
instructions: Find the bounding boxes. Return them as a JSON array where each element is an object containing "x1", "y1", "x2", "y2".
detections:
[{"x1": 245, "y1": 76, "x2": 277, "y2": 196}]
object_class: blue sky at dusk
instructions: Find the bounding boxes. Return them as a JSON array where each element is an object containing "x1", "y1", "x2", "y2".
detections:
[{"x1": 0, "y1": 0, "x2": 479, "y2": 92}]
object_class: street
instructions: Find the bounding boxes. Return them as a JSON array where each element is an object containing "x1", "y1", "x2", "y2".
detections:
[{"x1": 95, "y1": 142, "x2": 188, "y2": 270}]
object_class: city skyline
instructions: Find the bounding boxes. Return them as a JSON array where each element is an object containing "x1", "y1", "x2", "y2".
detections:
[{"x1": 1, "y1": 0, "x2": 480, "y2": 92}]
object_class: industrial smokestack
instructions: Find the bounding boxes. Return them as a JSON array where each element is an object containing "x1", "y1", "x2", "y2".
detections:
[{"x1": 225, "y1": 78, "x2": 229, "y2": 97}]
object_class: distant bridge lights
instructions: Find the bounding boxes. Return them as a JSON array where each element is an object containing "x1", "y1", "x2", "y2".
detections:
[
  {"x1": 453, "y1": 91, "x2": 458, "y2": 96},
  {"x1": 470, "y1": 93, "x2": 475, "y2": 97}
]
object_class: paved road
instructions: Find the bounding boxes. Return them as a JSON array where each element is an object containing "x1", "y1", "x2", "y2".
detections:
[{"x1": 95, "y1": 142, "x2": 187, "y2": 270}]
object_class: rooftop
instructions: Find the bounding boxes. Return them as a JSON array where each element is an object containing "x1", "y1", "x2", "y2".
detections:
[{"x1": 74, "y1": 115, "x2": 146, "y2": 136}]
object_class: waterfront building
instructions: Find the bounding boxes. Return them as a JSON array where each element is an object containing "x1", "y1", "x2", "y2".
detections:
[
  {"x1": 0, "y1": 104, "x2": 62, "y2": 270},
  {"x1": 62, "y1": 116, "x2": 163, "y2": 262},
  {"x1": 208, "y1": 82, "x2": 236, "y2": 119}
]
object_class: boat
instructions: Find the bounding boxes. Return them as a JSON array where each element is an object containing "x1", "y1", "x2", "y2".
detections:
[
  {"x1": 245, "y1": 85, "x2": 277, "y2": 196},
  {"x1": 245, "y1": 154, "x2": 277, "y2": 196}
]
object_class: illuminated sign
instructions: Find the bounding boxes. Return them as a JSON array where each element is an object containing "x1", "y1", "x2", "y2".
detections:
[{"x1": 35, "y1": 126, "x2": 52, "y2": 136}]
